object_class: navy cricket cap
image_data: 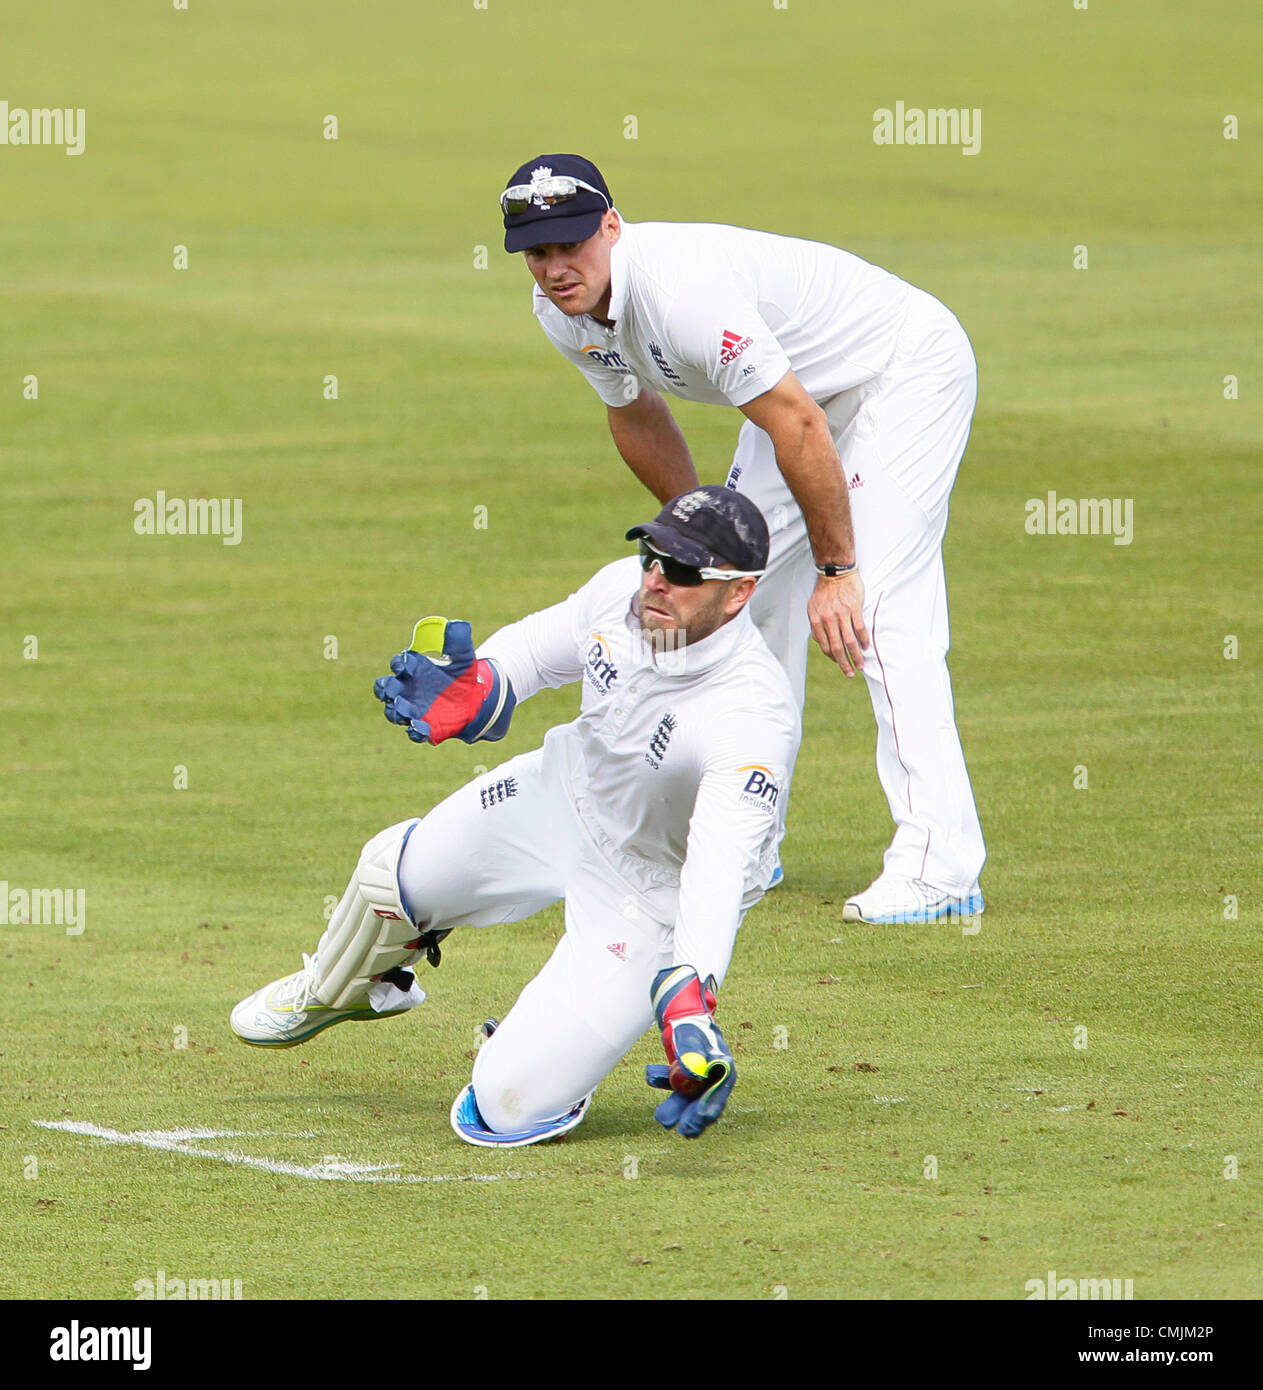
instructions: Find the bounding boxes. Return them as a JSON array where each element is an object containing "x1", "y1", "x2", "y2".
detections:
[
  {"x1": 502, "y1": 154, "x2": 613, "y2": 253},
  {"x1": 626, "y1": 486, "x2": 770, "y2": 574}
]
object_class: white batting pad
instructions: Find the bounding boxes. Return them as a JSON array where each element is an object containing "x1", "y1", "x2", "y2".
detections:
[{"x1": 314, "y1": 818, "x2": 423, "y2": 1010}]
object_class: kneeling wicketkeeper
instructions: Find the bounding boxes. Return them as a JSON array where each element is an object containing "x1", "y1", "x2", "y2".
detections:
[{"x1": 230, "y1": 486, "x2": 800, "y2": 1145}]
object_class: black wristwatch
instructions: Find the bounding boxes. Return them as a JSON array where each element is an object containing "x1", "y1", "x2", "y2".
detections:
[{"x1": 815, "y1": 562, "x2": 857, "y2": 578}]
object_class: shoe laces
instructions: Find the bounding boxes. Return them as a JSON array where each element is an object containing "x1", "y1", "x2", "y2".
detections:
[
  {"x1": 909, "y1": 878, "x2": 951, "y2": 907},
  {"x1": 273, "y1": 953, "x2": 322, "y2": 1011}
]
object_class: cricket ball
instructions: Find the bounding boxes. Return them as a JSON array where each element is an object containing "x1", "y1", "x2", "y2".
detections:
[{"x1": 668, "y1": 1056, "x2": 710, "y2": 1099}]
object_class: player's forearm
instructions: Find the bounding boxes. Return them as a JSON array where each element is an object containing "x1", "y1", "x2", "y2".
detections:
[
  {"x1": 671, "y1": 883, "x2": 741, "y2": 987},
  {"x1": 773, "y1": 416, "x2": 856, "y2": 566},
  {"x1": 606, "y1": 389, "x2": 699, "y2": 504},
  {"x1": 673, "y1": 787, "x2": 780, "y2": 984},
  {"x1": 478, "y1": 597, "x2": 583, "y2": 703}
]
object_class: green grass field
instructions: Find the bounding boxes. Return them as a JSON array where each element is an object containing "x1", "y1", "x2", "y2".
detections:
[{"x1": 1, "y1": 1, "x2": 1260, "y2": 1302}]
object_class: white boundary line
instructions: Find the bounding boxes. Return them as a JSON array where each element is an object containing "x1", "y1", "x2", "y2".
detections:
[{"x1": 34, "y1": 1119, "x2": 537, "y2": 1184}]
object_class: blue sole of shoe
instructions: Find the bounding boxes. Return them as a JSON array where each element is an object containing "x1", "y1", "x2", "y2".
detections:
[{"x1": 851, "y1": 893, "x2": 985, "y2": 925}]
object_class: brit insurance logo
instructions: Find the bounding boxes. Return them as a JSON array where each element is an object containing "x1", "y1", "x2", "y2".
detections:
[
  {"x1": 719, "y1": 329, "x2": 754, "y2": 366},
  {"x1": 648, "y1": 341, "x2": 684, "y2": 385},
  {"x1": 737, "y1": 764, "x2": 780, "y2": 811},
  {"x1": 581, "y1": 344, "x2": 634, "y2": 373},
  {"x1": 583, "y1": 634, "x2": 619, "y2": 695}
]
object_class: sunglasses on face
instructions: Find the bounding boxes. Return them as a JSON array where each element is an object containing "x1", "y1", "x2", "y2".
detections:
[
  {"x1": 637, "y1": 539, "x2": 765, "y2": 587},
  {"x1": 500, "y1": 175, "x2": 611, "y2": 217}
]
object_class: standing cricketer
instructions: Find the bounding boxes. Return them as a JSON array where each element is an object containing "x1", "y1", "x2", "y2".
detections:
[
  {"x1": 499, "y1": 154, "x2": 985, "y2": 926},
  {"x1": 231, "y1": 487, "x2": 798, "y2": 1145}
]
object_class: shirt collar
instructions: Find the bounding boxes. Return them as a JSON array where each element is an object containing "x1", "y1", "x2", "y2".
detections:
[
  {"x1": 624, "y1": 595, "x2": 755, "y2": 678},
  {"x1": 605, "y1": 216, "x2": 631, "y2": 325}
]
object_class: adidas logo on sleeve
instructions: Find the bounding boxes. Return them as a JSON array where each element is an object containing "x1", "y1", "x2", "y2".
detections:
[{"x1": 719, "y1": 329, "x2": 754, "y2": 365}]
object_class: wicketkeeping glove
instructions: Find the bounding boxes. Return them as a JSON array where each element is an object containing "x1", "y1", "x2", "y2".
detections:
[
  {"x1": 373, "y1": 616, "x2": 516, "y2": 746},
  {"x1": 645, "y1": 965, "x2": 736, "y2": 1139}
]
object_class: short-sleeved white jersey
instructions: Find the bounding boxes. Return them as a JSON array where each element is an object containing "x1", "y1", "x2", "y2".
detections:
[
  {"x1": 478, "y1": 557, "x2": 800, "y2": 981},
  {"x1": 533, "y1": 218, "x2": 914, "y2": 409}
]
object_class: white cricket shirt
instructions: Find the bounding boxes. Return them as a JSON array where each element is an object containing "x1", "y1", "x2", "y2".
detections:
[
  {"x1": 533, "y1": 218, "x2": 914, "y2": 409},
  {"x1": 479, "y1": 557, "x2": 800, "y2": 981}
]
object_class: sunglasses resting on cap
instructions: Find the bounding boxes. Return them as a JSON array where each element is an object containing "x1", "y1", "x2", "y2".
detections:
[{"x1": 500, "y1": 175, "x2": 610, "y2": 217}]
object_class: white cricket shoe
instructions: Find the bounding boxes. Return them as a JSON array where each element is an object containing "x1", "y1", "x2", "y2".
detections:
[
  {"x1": 842, "y1": 875, "x2": 984, "y2": 926},
  {"x1": 230, "y1": 954, "x2": 425, "y2": 1048}
]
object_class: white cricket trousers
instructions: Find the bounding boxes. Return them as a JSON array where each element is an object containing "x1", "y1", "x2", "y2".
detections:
[
  {"x1": 393, "y1": 739, "x2": 696, "y2": 1134},
  {"x1": 728, "y1": 286, "x2": 986, "y2": 893}
]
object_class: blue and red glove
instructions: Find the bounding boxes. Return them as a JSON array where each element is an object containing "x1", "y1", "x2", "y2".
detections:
[
  {"x1": 645, "y1": 965, "x2": 736, "y2": 1139},
  {"x1": 373, "y1": 616, "x2": 515, "y2": 746}
]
